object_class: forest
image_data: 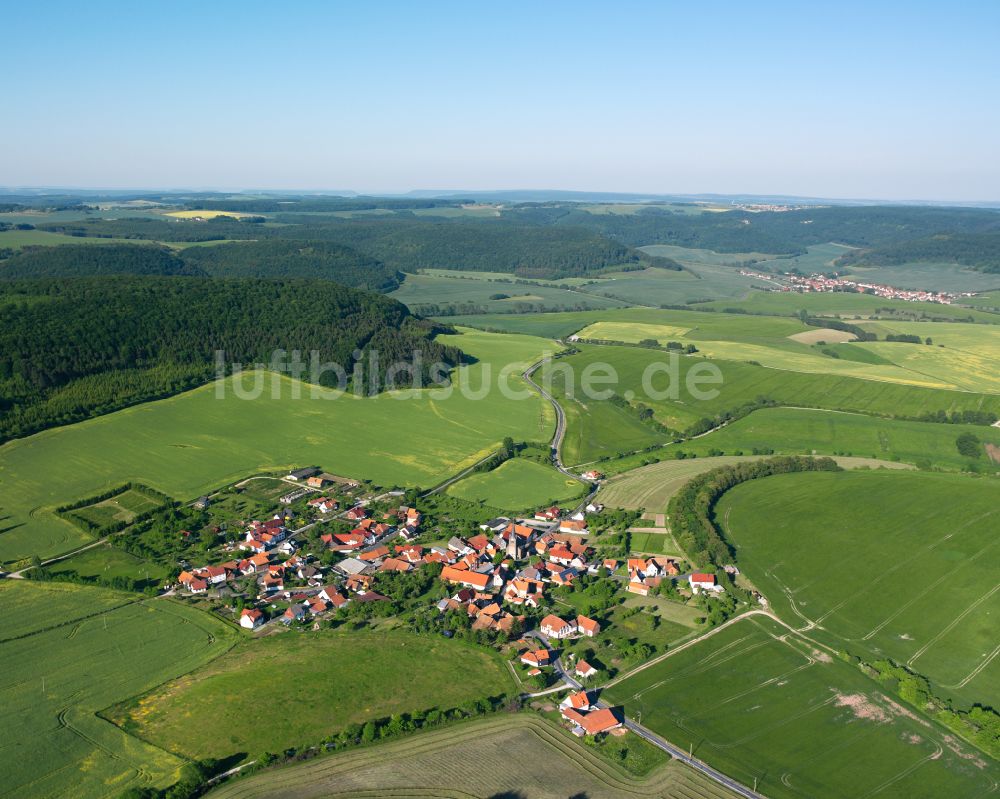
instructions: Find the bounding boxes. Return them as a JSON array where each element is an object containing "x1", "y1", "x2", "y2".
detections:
[{"x1": 0, "y1": 277, "x2": 463, "y2": 442}]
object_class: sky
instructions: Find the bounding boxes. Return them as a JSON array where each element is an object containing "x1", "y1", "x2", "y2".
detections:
[{"x1": 2, "y1": 1, "x2": 998, "y2": 201}]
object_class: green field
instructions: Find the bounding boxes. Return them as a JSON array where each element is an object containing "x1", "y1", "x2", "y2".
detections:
[
  {"x1": 446, "y1": 458, "x2": 586, "y2": 511},
  {"x1": 694, "y1": 289, "x2": 1000, "y2": 323},
  {"x1": 599, "y1": 451, "x2": 915, "y2": 511},
  {"x1": 65, "y1": 488, "x2": 165, "y2": 530},
  {"x1": 549, "y1": 344, "x2": 1000, "y2": 464},
  {"x1": 390, "y1": 271, "x2": 628, "y2": 313},
  {"x1": 0, "y1": 580, "x2": 133, "y2": 641},
  {"x1": 719, "y1": 470, "x2": 1000, "y2": 707},
  {"x1": 844, "y1": 262, "x2": 1000, "y2": 293},
  {"x1": 0, "y1": 583, "x2": 236, "y2": 798},
  {"x1": 118, "y1": 629, "x2": 513, "y2": 763},
  {"x1": 46, "y1": 543, "x2": 171, "y2": 586},
  {"x1": 651, "y1": 407, "x2": 1000, "y2": 471},
  {"x1": 601, "y1": 456, "x2": 772, "y2": 511},
  {"x1": 605, "y1": 615, "x2": 998, "y2": 799},
  {"x1": 0, "y1": 329, "x2": 556, "y2": 564},
  {"x1": 207, "y1": 714, "x2": 738, "y2": 799},
  {"x1": 576, "y1": 263, "x2": 763, "y2": 307},
  {"x1": 0, "y1": 229, "x2": 139, "y2": 250}
]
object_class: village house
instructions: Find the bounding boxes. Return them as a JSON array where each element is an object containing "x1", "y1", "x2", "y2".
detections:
[
  {"x1": 560, "y1": 690, "x2": 593, "y2": 712},
  {"x1": 540, "y1": 614, "x2": 576, "y2": 639},
  {"x1": 306, "y1": 475, "x2": 328, "y2": 489},
  {"x1": 239, "y1": 608, "x2": 264, "y2": 629},
  {"x1": 520, "y1": 648, "x2": 551, "y2": 667},
  {"x1": 689, "y1": 572, "x2": 722, "y2": 593},
  {"x1": 561, "y1": 706, "x2": 623, "y2": 737},
  {"x1": 576, "y1": 615, "x2": 600, "y2": 637},
  {"x1": 575, "y1": 660, "x2": 598, "y2": 679},
  {"x1": 440, "y1": 565, "x2": 491, "y2": 592},
  {"x1": 534, "y1": 506, "x2": 562, "y2": 522},
  {"x1": 307, "y1": 496, "x2": 338, "y2": 514},
  {"x1": 334, "y1": 557, "x2": 370, "y2": 578},
  {"x1": 558, "y1": 518, "x2": 588, "y2": 535}
]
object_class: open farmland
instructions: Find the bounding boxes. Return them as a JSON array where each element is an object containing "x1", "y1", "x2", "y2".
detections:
[
  {"x1": 548, "y1": 343, "x2": 1000, "y2": 464},
  {"x1": 446, "y1": 458, "x2": 586, "y2": 511},
  {"x1": 639, "y1": 407, "x2": 1000, "y2": 472},
  {"x1": 599, "y1": 452, "x2": 914, "y2": 511},
  {"x1": 117, "y1": 629, "x2": 513, "y2": 763},
  {"x1": 0, "y1": 329, "x2": 555, "y2": 564},
  {"x1": 605, "y1": 615, "x2": 998, "y2": 799},
  {"x1": 718, "y1": 470, "x2": 1000, "y2": 707},
  {"x1": 694, "y1": 289, "x2": 1000, "y2": 322},
  {"x1": 0, "y1": 584, "x2": 236, "y2": 799},
  {"x1": 390, "y1": 270, "x2": 628, "y2": 313},
  {"x1": 207, "y1": 714, "x2": 738, "y2": 799}
]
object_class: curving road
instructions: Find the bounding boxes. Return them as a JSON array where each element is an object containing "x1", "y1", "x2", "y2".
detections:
[{"x1": 522, "y1": 578, "x2": 767, "y2": 798}]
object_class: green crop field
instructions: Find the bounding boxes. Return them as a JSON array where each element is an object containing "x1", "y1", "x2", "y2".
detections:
[
  {"x1": 577, "y1": 263, "x2": 763, "y2": 307},
  {"x1": 719, "y1": 470, "x2": 1000, "y2": 707},
  {"x1": 694, "y1": 289, "x2": 1000, "y2": 323},
  {"x1": 600, "y1": 456, "x2": 769, "y2": 510},
  {"x1": 844, "y1": 263, "x2": 1000, "y2": 293},
  {"x1": 643, "y1": 407, "x2": 1000, "y2": 471},
  {"x1": 207, "y1": 714, "x2": 738, "y2": 799},
  {"x1": 0, "y1": 229, "x2": 141, "y2": 250},
  {"x1": 446, "y1": 458, "x2": 586, "y2": 511},
  {"x1": 66, "y1": 488, "x2": 165, "y2": 529},
  {"x1": 605, "y1": 615, "x2": 998, "y2": 799},
  {"x1": 0, "y1": 580, "x2": 133, "y2": 642},
  {"x1": 46, "y1": 543, "x2": 171, "y2": 586},
  {"x1": 549, "y1": 344, "x2": 1000, "y2": 464},
  {"x1": 118, "y1": 629, "x2": 513, "y2": 763},
  {"x1": 0, "y1": 584, "x2": 236, "y2": 799},
  {"x1": 390, "y1": 271, "x2": 628, "y2": 313},
  {"x1": 0, "y1": 329, "x2": 557, "y2": 564},
  {"x1": 600, "y1": 451, "x2": 915, "y2": 511}
]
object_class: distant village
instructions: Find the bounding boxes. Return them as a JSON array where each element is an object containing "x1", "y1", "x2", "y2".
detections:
[
  {"x1": 174, "y1": 465, "x2": 729, "y2": 739},
  {"x1": 738, "y1": 268, "x2": 972, "y2": 305}
]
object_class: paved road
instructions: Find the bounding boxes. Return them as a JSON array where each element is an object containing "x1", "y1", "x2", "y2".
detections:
[
  {"x1": 522, "y1": 357, "x2": 599, "y2": 516},
  {"x1": 523, "y1": 625, "x2": 766, "y2": 798}
]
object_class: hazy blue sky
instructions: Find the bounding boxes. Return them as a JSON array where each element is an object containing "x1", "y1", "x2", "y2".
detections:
[{"x1": 3, "y1": 1, "x2": 998, "y2": 200}]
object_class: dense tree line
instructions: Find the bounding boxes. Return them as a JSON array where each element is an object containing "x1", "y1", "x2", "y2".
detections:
[
  {"x1": 668, "y1": 456, "x2": 842, "y2": 567},
  {"x1": 0, "y1": 242, "x2": 402, "y2": 291},
  {"x1": 179, "y1": 241, "x2": 401, "y2": 290},
  {"x1": 836, "y1": 232, "x2": 1000, "y2": 273},
  {"x1": 33, "y1": 215, "x2": 658, "y2": 279},
  {"x1": 0, "y1": 277, "x2": 463, "y2": 441},
  {"x1": 0, "y1": 244, "x2": 196, "y2": 279}
]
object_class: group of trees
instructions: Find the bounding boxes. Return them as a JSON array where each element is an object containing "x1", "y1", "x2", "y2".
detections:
[
  {"x1": 0, "y1": 277, "x2": 463, "y2": 441},
  {"x1": 668, "y1": 455, "x2": 842, "y2": 567},
  {"x1": 0, "y1": 241, "x2": 403, "y2": 291}
]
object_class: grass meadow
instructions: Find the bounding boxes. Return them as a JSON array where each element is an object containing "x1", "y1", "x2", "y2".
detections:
[
  {"x1": 206, "y1": 714, "x2": 738, "y2": 799},
  {"x1": 552, "y1": 344, "x2": 1000, "y2": 464},
  {"x1": 118, "y1": 629, "x2": 513, "y2": 763},
  {"x1": 599, "y1": 452, "x2": 913, "y2": 512},
  {"x1": 719, "y1": 470, "x2": 1000, "y2": 707},
  {"x1": 661, "y1": 407, "x2": 1000, "y2": 470},
  {"x1": 446, "y1": 458, "x2": 586, "y2": 511},
  {"x1": 0, "y1": 584, "x2": 236, "y2": 799},
  {"x1": 605, "y1": 615, "x2": 998, "y2": 799},
  {"x1": 0, "y1": 329, "x2": 556, "y2": 564}
]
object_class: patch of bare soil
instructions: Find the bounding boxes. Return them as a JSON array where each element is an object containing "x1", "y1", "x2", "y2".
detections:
[
  {"x1": 832, "y1": 691, "x2": 891, "y2": 723},
  {"x1": 984, "y1": 443, "x2": 1000, "y2": 464}
]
